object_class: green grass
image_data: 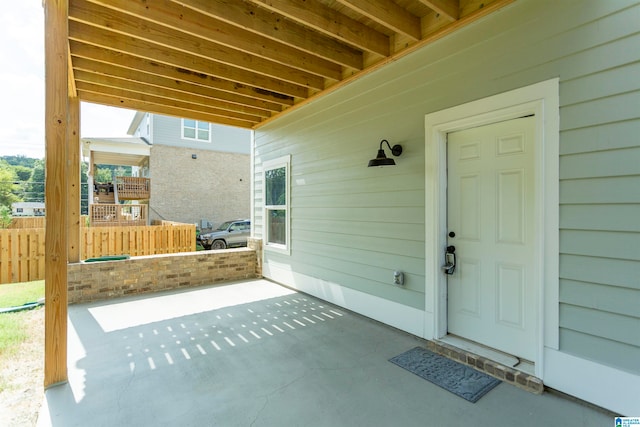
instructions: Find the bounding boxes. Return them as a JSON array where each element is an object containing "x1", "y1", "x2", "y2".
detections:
[
  {"x1": 0, "y1": 280, "x2": 45, "y2": 359},
  {"x1": 0, "y1": 280, "x2": 45, "y2": 307},
  {"x1": 0, "y1": 312, "x2": 29, "y2": 357}
]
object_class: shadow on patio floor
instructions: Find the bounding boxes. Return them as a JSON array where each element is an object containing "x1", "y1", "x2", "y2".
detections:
[{"x1": 38, "y1": 279, "x2": 612, "y2": 426}]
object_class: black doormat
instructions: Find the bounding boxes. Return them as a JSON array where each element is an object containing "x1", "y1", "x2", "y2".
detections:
[{"x1": 389, "y1": 346, "x2": 501, "y2": 403}]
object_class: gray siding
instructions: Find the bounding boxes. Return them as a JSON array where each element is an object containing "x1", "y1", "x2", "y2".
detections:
[
  {"x1": 253, "y1": 0, "x2": 640, "y2": 371},
  {"x1": 152, "y1": 114, "x2": 251, "y2": 154}
]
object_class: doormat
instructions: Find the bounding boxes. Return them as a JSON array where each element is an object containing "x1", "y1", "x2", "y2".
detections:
[{"x1": 389, "y1": 347, "x2": 501, "y2": 403}]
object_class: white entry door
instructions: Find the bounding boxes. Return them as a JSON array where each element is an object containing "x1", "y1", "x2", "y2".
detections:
[{"x1": 446, "y1": 116, "x2": 537, "y2": 361}]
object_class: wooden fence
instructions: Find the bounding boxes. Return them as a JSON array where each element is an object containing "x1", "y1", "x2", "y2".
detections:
[
  {"x1": 82, "y1": 225, "x2": 195, "y2": 258},
  {"x1": 8, "y1": 217, "x2": 46, "y2": 229},
  {"x1": 0, "y1": 224, "x2": 196, "y2": 284},
  {"x1": 0, "y1": 228, "x2": 46, "y2": 285}
]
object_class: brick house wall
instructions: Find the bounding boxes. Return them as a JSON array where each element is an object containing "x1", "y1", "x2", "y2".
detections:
[{"x1": 149, "y1": 145, "x2": 250, "y2": 226}]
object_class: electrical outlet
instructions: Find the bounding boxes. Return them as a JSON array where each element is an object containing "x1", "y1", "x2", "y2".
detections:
[{"x1": 393, "y1": 271, "x2": 404, "y2": 286}]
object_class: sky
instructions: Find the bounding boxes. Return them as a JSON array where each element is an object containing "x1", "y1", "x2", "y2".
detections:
[{"x1": 0, "y1": 2, "x2": 136, "y2": 159}]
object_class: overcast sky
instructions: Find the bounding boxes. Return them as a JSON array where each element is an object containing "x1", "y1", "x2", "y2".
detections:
[{"x1": 0, "y1": 3, "x2": 136, "y2": 159}]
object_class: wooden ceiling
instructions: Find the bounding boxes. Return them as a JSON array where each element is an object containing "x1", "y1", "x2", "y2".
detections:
[{"x1": 68, "y1": 0, "x2": 512, "y2": 129}]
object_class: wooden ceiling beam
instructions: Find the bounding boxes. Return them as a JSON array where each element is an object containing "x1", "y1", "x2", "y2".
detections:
[
  {"x1": 84, "y1": 0, "x2": 343, "y2": 81},
  {"x1": 76, "y1": 81, "x2": 261, "y2": 125},
  {"x1": 73, "y1": 68, "x2": 273, "y2": 118},
  {"x1": 173, "y1": 0, "x2": 366, "y2": 68},
  {"x1": 250, "y1": 0, "x2": 390, "y2": 56},
  {"x1": 68, "y1": 20, "x2": 310, "y2": 99},
  {"x1": 72, "y1": 56, "x2": 281, "y2": 114},
  {"x1": 335, "y1": 0, "x2": 422, "y2": 41},
  {"x1": 69, "y1": 1, "x2": 324, "y2": 90},
  {"x1": 69, "y1": 40, "x2": 294, "y2": 107},
  {"x1": 78, "y1": 90, "x2": 256, "y2": 129},
  {"x1": 417, "y1": 0, "x2": 459, "y2": 21}
]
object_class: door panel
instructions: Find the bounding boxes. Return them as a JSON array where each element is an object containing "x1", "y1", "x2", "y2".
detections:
[
  {"x1": 447, "y1": 116, "x2": 537, "y2": 361},
  {"x1": 497, "y1": 169, "x2": 525, "y2": 244}
]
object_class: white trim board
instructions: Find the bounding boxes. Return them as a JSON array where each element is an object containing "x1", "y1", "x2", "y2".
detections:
[
  {"x1": 263, "y1": 263, "x2": 425, "y2": 338},
  {"x1": 544, "y1": 348, "x2": 640, "y2": 415},
  {"x1": 424, "y1": 78, "x2": 560, "y2": 379}
]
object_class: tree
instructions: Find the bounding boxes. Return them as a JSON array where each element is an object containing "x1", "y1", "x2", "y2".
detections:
[
  {"x1": 0, "y1": 155, "x2": 37, "y2": 168},
  {"x1": 94, "y1": 167, "x2": 114, "y2": 183},
  {"x1": 81, "y1": 162, "x2": 89, "y2": 215},
  {"x1": 26, "y1": 159, "x2": 45, "y2": 203},
  {"x1": 0, "y1": 206, "x2": 11, "y2": 228},
  {"x1": 0, "y1": 165, "x2": 20, "y2": 209},
  {"x1": 94, "y1": 165, "x2": 132, "y2": 183}
]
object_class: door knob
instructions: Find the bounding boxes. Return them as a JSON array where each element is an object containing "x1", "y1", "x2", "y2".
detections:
[{"x1": 449, "y1": 231, "x2": 456, "y2": 238}]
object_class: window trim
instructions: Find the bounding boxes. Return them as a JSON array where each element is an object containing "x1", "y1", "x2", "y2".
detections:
[
  {"x1": 181, "y1": 119, "x2": 211, "y2": 142},
  {"x1": 262, "y1": 155, "x2": 290, "y2": 255}
]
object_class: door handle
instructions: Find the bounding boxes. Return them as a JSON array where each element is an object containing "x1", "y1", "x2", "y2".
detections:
[{"x1": 442, "y1": 245, "x2": 456, "y2": 275}]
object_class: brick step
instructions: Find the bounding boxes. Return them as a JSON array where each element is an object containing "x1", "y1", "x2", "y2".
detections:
[{"x1": 426, "y1": 340, "x2": 544, "y2": 394}]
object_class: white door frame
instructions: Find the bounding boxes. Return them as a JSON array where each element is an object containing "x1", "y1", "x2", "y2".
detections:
[{"x1": 424, "y1": 79, "x2": 560, "y2": 378}]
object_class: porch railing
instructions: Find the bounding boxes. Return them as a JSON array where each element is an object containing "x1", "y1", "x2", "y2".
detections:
[
  {"x1": 116, "y1": 176, "x2": 150, "y2": 200},
  {"x1": 89, "y1": 203, "x2": 148, "y2": 227}
]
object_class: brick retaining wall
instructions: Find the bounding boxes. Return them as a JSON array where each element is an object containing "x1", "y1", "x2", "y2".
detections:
[{"x1": 67, "y1": 248, "x2": 258, "y2": 304}]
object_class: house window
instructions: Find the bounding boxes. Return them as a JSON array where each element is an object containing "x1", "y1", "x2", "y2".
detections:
[
  {"x1": 182, "y1": 119, "x2": 211, "y2": 142},
  {"x1": 263, "y1": 155, "x2": 290, "y2": 254}
]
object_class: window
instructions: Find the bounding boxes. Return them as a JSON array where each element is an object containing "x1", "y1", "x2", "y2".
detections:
[
  {"x1": 263, "y1": 156, "x2": 290, "y2": 254},
  {"x1": 182, "y1": 119, "x2": 211, "y2": 142}
]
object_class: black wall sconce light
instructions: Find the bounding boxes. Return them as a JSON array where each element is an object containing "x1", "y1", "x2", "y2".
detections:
[{"x1": 368, "y1": 139, "x2": 403, "y2": 167}]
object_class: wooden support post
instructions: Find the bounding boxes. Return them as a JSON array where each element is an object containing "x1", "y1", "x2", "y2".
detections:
[
  {"x1": 67, "y1": 96, "x2": 80, "y2": 263},
  {"x1": 44, "y1": 0, "x2": 69, "y2": 388}
]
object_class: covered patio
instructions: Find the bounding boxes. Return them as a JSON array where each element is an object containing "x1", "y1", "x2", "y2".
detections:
[{"x1": 38, "y1": 279, "x2": 611, "y2": 426}]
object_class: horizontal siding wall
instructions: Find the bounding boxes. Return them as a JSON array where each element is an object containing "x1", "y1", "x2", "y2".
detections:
[
  {"x1": 554, "y1": 1, "x2": 640, "y2": 374},
  {"x1": 253, "y1": 0, "x2": 640, "y2": 370},
  {"x1": 152, "y1": 114, "x2": 251, "y2": 153}
]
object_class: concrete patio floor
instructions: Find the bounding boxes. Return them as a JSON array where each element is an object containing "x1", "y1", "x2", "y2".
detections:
[{"x1": 38, "y1": 279, "x2": 613, "y2": 426}]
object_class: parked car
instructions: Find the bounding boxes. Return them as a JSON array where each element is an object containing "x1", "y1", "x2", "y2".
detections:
[{"x1": 198, "y1": 219, "x2": 251, "y2": 250}]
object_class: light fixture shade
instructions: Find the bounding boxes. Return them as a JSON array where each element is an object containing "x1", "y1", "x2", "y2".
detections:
[
  {"x1": 368, "y1": 149, "x2": 396, "y2": 167},
  {"x1": 368, "y1": 140, "x2": 402, "y2": 167}
]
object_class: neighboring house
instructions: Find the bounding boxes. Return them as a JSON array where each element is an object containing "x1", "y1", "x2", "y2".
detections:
[
  {"x1": 11, "y1": 202, "x2": 45, "y2": 216},
  {"x1": 128, "y1": 112, "x2": 251, "y2": 227},
  {"x1": 81, "y1": 137, "x2": 151, "y2": 226},
  {"x1": 251, "y1": 1, "x2": 639, "y2": 415}
]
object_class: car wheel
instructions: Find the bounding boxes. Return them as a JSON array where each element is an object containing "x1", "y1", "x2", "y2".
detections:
[{"x1": 211, "y1": 240, "x2": 227, "y2": 250}]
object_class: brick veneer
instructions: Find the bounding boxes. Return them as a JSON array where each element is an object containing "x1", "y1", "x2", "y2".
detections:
[
  {"x1": 426, "y1": 340, "x2": 544, "y2": 394},
  {"x1": 247, "y1": 237, "x2": 262, "y2": 276},
  {"x1": 67, "y1": 248, "x2": 258, "y2": 304}
]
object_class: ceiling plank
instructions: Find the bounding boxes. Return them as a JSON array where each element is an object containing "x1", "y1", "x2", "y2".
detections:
[
  {"x1": 69, "y1": 1, "x2": 325, "y2": 90},
  {"x1": 173, "y1": 0, "x2": 367, "y2": 68},
  {"x1": 76, "y1": 81, "x2": 262, "y2": 125},
  {"x1": 251, "y1": 0, "x2": 391, "y2": 56},
  {"x1": 68, "y1": 20, "x2": 310, "y2": 99},
  {"x1": 69, "y1": 40, "x2": 293, "y2": 107},
  {"x1": 73, "y1": 67, "x2": 273, "y2": 118},
  {"x1": 253, "y1": 0, "x2": 516, "y2": 130},
  {"x1": 416, "y1": 0, "x2": 459, "y2": 21},
  {"x1": 72, "y1": 56, "x2": 280, "y2": 115},
  {"x1": 85, "y1": 0, "x2": 343, "y2": 81},
  {"x1": 335, "y1": 0, "x2": 422, "y2": 41},
  {"x1": 78, "y1": 90, "x2": 255, "y2": 129}
]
